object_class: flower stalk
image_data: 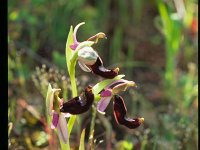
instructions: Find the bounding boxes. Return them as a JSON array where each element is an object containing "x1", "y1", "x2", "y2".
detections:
[{"x1": 88, "y1": 105, "x2": 97, "y2": 150}]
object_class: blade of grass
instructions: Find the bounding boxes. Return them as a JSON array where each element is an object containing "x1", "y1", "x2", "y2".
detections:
[{"x1": 79, "y1": 129, "x2": 86, "y2": 150}]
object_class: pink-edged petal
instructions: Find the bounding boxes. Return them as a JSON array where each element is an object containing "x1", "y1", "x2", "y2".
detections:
[
  {"x1": 51, "y1": 112, "x2": 59, "y2": 129},
  {"x1": 73, "y1": 22, "x2": 85, "y2": 43},
  {"x1": 70, "y1": 43, "x2": 79, "y2": 50},
  {"x1": 112, "y1": 81, "x2": 135, "y2": 94},
  {"x1": 78, "y1": 61, "x2": 91, "y2": 72},
  {"x1": 70, "y1": 22, "x2": 85, "y2": 50},
  {"x1": 100, "y1": 89, "x2": 112, "y2": 97},
  {"x1": 104, "y1": 79, "x2": 126, "y2": 89},
  {"x1": 57, "y1": 113, "x2": 68, "y2": 143},
  {"x1": 105, "y1": 79, "x2": 136, "y2": 92},
  {"x1": 97, "y1": 96, "x2": 112, "y2": 114}
]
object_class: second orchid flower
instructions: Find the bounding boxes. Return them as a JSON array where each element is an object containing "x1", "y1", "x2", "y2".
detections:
[{"x1": 96, "y1": 79, "x2": 144, "y2": 129}]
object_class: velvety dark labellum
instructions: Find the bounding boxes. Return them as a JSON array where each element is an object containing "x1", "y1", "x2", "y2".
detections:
[
  {"x1": 113, "y1": 95, "x2": 142, "y2": 129},
  {"x1": 89, "y1": 57, "x2": 119, "y2": 79},
  {"x1": 60, "y1": 86, "x2": 94, "y2": 114}
]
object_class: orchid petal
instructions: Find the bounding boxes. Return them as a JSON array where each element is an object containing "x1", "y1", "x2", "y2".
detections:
[
  {"x1": 89, "y1": 57, "x2": 120, "y2": 79},
  {"x1": 75, "y1": 41, "x2": 95, "y2": 51},
  {"x1": 51, "y1": 112, "x2": 59, "y2": 129},
  {"x1": 70, "y1": 22, "x2": 85, "y2": 50},
  {"x1": 73, "y1": 22, "x2": 85, "y2": 44},
  {"x1": 97, "y1": 96, "x2": 112, "y2": 114},
  {"x1": 112, "y1": 81, "x2": 136, "y2": 94},
  {"x1": 87, "y1": 32, "x2": 107, "y2": 43},
  {"x1": 113, "y1": 95, "x2": 144, "y2": 129},
  {"x1": 70, "y1": 43, "x2": 79, "y2": 50},
  {"x1": 105, "y1": 79, "x2": 136, "y2": 90},
  {"x1": 57, "y1": 113, "x2": 68, "y2": 143},
  {"x1": 49, "y1": 88, "x2": 61, "y2": 116},
  {"x1": 100, "y1": 89, "x2": 112, "y2": 97},
  {"x1": 78, "y1": 61, "x2": 91, "y2": 72},
  {"x1": 92, "y1": 74, "x2": 125, "y2": 96},
  {"x1": 46, "y1": 84, "x2": 61, "y2": 116}
]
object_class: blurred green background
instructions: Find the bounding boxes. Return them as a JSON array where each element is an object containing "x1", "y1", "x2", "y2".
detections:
[{"x1": 8, "y1": 0, "x2": 198, "y2": 149}]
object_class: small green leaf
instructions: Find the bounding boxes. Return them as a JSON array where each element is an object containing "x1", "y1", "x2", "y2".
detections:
[
  {"x1": 79, "y1": 128, "x2": 86, "y2": 150},
  {"x1": 66, "y1": 26, "x2": 74, "y2": 74},
  {"x1": 92, "y1": 74, "x2": 125, "y2": 95}
]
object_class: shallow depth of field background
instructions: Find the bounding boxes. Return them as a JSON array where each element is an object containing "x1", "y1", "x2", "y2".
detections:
[{"x1": 8, "y1": 0, "x2": 198, "y2": 150}]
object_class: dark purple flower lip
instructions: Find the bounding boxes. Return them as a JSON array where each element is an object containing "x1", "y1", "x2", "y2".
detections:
[
  {"x1": 113, "y1": 95, "x2": 144, "y2": 129},
  {"x1": 60, "y1": 86, "x2": 94, "y2": 114},
  {"x1": 88, "y1": 57, "x2": 119, "y2": 79}
]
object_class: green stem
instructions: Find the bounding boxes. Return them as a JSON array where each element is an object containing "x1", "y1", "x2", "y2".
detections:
[
  {"x1": 67, "y1": 62, "x2": 78, "y2": 135},
  {"x1": 89, "y1": 105, "x2": 97, "y2": 150},
  {"x1": 62, "y1": 65, "x2": 78, "y2": 150},
  {"x1": 62, "y1": 35, "x2": 94, "y2": 150},
  {"x1": 69, "y1": 71, "x2": 78, "y2": 97}
]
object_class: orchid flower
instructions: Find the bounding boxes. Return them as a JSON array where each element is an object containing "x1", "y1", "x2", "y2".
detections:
[
  {"x1": 46, "y1": 85, "x2": 94, "y2": 143},
  {"x1": 70, "y1": 22, "x2": 119, "y2": 79},
  {"x1": 97, "y1": 79, "x2": 136, "y2": 114},
  {"x1": 46, "y1": 85, "x2": 69, "y2": 143},
  {"x1": 96, "y1": 79, "x2": 144, "y2": 129},
  {"x1": 70, "y1": 22, "x2": 106, "y2": 50}
]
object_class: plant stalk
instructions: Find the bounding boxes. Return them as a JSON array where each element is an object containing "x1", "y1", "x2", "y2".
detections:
[{"x1": 89, "y1": 105, "x2": 97, "y2": 150}]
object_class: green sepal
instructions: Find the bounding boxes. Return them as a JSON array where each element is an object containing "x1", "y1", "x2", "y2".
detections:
[
  {"x1": 66, "y1": 26, "x2": 74, "y2": 74},
  {"x1": 92, "y1": 74, "x2": 125, "y2": 96},
  {"x1": 45, "y1": 83, "x2": 53, "y2": 124}
]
